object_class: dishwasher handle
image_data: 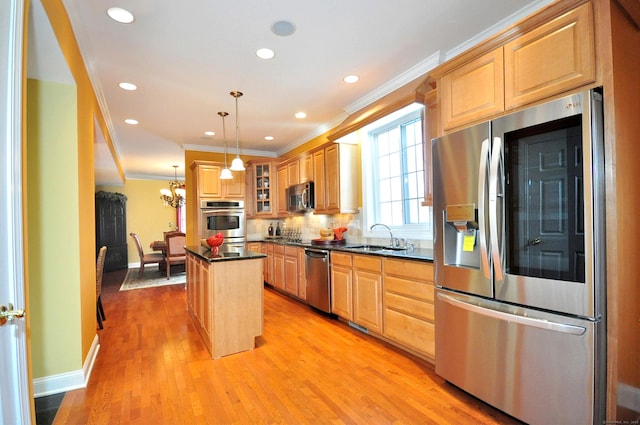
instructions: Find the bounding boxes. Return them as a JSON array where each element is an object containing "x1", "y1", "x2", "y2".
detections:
[{"x1": 305, "y1": 249, "x2": 329, "y2": 260}]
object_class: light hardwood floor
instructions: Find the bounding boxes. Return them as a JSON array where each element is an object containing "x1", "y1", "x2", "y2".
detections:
[{"x1": 53, "y1": 268, "x2": 522, "y2": 424}]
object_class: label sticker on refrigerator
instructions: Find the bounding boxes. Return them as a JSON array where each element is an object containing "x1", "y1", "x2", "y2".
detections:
[{"x1": 463, "y1": 234, "x2": 475, "y2": 252}]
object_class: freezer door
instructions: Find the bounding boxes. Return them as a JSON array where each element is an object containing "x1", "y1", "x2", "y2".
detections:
[
  {"x1": 435, "y1": 289, "x2": 600, "y2": 425},
  {"x1": 432, "y1": 123, "x2": 493, "y2": 297}
]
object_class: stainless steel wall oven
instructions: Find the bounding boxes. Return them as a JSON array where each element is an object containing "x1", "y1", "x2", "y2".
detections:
[{"x1": 200, "y1": 199, "x2": 245, "y2": 248}]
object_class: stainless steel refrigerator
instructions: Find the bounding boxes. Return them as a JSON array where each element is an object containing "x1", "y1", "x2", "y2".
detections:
[{"x1": 432, "y1": 89, "x2": 606, "y2": 425}]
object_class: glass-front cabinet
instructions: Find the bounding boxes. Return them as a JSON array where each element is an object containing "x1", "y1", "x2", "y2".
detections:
[{"x1": 252, "y1": 162, "x2": 277, "y2": 217}]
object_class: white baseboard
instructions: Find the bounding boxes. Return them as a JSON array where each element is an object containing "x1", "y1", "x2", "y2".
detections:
[
  {"x1": 619, "y1": 382, "x2": 640, "y2": 414},
  {"x1": 33, "y1": 335, "x2": 101, "y2": 398}
]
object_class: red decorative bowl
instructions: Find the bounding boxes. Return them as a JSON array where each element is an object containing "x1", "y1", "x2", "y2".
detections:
[{"x1": 206, "y1": 236, "x2": 224, "y2": 248}]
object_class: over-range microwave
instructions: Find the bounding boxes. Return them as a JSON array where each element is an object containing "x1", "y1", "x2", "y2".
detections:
[{"x1": 286, "y1": 182, "x2": 314, "y2": 213}]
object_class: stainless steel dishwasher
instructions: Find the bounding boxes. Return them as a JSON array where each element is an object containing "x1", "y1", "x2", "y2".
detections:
[{"x1": 304, "y1": 248, "x2": 331, "y2": 313}]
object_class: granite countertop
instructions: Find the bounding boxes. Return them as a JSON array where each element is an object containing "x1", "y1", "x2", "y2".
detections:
[
  {"x1": 251, "y1": 239, "x2": 433, "y2": 262},
  {"x1": 185, "y1": 246, "x2": 267, "y2": 263}
]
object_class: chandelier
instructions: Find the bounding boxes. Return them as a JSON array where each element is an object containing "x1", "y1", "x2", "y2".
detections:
[
  {"x1": 218, "y1": 111, "x2": 233, "y2": 180},
  {"x1": 229, "y1": 90, "x2": 245, "y2": 171},
  {"x1": 160, "y1": 165, "x2": 186, "y2": 208}
]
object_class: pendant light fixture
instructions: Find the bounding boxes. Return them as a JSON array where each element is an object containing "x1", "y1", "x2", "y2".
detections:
[
  {"x1": 218, "y1": 111, "x2": 233, "y2": 180},
  {"x1": 160, "y1": 165, "x2": 186, "y2": 208},
  {"x1": 229, "y1": 90, "x2": 245, "y2": 171}
]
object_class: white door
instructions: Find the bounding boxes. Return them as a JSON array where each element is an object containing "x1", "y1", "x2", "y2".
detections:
[{"x1": 0, "y1": 0, "x2": 33, "y2": 423}]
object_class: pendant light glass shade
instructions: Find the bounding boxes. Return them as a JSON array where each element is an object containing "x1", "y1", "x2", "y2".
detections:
[
  {"x1": 229, "y1": 91, "x2": 245, "y2": 171},
  {"x1": 218, "y1": 111, "x2": 233, "y2": 180}
]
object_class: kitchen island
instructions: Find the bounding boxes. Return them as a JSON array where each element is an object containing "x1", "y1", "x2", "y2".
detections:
[{"x1": 185, "y1": 246, "x2": 266, "y2": 359}]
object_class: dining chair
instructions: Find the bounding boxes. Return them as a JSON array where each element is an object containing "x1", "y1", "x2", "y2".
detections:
[
  {"x1": 96, "y1": 245, "x2": 107, "y2": 330},
  {"x1": 165, "y1": 231, "x2": 186, "y2": 279},
  {"x1": 130, "y1": 232, "x2": 164, "y2": 278}
]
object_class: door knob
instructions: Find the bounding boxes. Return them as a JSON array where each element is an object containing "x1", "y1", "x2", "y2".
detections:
[
  {"x1": 0, "y1": 303, "x2": 25, "y2": 326},
  {"x1": 528, "y1": 238, "x2": 542, "y2": 246}
]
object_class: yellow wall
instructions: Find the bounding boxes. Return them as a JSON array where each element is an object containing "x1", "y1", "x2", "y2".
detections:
[
  {"x1": 97, "y1": 180, "x2": 178, "y2": 264},
  {"x1": 25, "y1": 0, "x2": 117, "y2": 380},
  {"x1": 26, "y1": 79, "x2": 82, "y2": 376}
]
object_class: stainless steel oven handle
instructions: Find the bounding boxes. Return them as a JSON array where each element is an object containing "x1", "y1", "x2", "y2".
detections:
[
  {"x1": 437, "y1": 292, "x2": 586, "y2": 335},
  {"x1": 478, "y1": 138, "x2": 490, "y2": 279},
  {"x1": 202, "y1": 209, "x2": 244, "y2": 214},
  {"x1": 489, "y1": 136, "x2": 503, "y2": 281}
]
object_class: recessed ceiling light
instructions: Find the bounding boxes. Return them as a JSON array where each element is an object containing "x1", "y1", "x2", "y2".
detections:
[
  {"x1": 256, "y1": 48, "x2": 275, "y2": 60},
  {"x1": 107, "y1": 7, "x2": 135, "y2": 24},
  {"x1": 271, "y1": 20, "x2": 296, "y2": 37},
  {"x1": 118, "y1": 82, "x2": 137, "y2": 91},
  {"x1": 124, "y1": 119, "x2": 138, "y2": 125},
  {"x1": 265, "y1": 136, "x2": 274, "y2": 141},
  {"x1": 204, "y1": 131, "x2": 215, "y2": 136},
  {"x1": 295, "y1": 112, "x2": 307, "y2": 119},
  {"x1": 344, "y1": 74, "x2": 359, "y2": 84}
]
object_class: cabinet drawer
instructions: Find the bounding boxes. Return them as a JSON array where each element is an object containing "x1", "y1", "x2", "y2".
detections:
[
  {"x1": 384, "y1": 259, "x2": 433, "y2": 281},
  {"x1": 353, "y1": 254, "x2": 382, "y2": 272},
  {"x1": 273, "y1": 244, "x2": 285, "y2": 255},
  {"x1": 384, "y1": 309, "x2": 435, "y2": 358},
  {"x1": 384, "y1": 275, "x2": 434, "y2": 303},
  {"x1": 331, "y1": 251, "x2": 352, "y2": 267},
  {"x1": 284, "y1": 245, "x2": 298, "y2": 256},
  {"x1": 385, "y1": 292, "x2": 434, "y2": 322}
]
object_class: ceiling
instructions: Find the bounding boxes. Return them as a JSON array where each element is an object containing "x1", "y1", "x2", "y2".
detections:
[{"x1": 28, "y1": 0, "x2": 553, "y2": 185}]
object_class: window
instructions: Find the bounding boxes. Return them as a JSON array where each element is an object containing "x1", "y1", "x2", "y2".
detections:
[{"x1": 361, "y1": 103, "x2": 432, "y2": 240}]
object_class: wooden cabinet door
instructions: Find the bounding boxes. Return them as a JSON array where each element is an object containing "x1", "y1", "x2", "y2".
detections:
[
  {"x1": 422, "y1": 89, "x2": 438, "y2": 206},
  {"x1": 273, "y1": 245, "x2": 285, "y2": 290},
  {"x1": 264, "y1": 243, "x2": 274, "y2": 285},
  {"x1": 353, "y1": 269, "x2": 383, "y2": 333},
  {"x1": 331, "y1": 265, "x2": 353, "y2": 320},
  {"x1": 287, "y1": 160, "x2": 300, "y2": 186},
  {"x1": 222, "y1": 170, "x2": 245, "y2": 199},
  {"x1": 440, "y1": 48, "x2": 504, "y2": 131},
  {"x1": 244, "y1": 166, "x2": 255, "y2": 218},
  {"x1": 353, "y1": 255, "x2": 383, "y2": 333},
  {"x1": 324, "y1": 144, "x2": 340, "y2": 212},
  {"x1": 299, "y1": 154, "x2": 312, "y2": 183},
  {"x1": 277, "y1": 164, "x2": 288, "y2": 216},
  {"x1": 312, "y1": 149, "x2": 326, "y2": 212},
  {"x1": 198, "y1": 164, "x2": 222, "y2": 198},
  {"x1": 297, "y1": 247, "x2": 307, "y2": 300},
  {"x1": 284, "y1": 246, "x2": 298, "y2": 296},
  {"x1": 504, "y1": 2, "x2": 595, "y2": 110}
]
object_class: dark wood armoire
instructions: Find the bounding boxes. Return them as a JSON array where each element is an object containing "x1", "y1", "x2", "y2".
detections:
[{"x1": 95, "y1": 191, "x2": 128, "y2": 272}]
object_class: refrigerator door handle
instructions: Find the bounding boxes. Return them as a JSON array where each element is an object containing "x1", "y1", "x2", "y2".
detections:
[
  {"x1": 478, "y1": 138, "x2": 491, "y2": 279},
  {"x1": 437, "y1": 292, "x2": 587, "y2": 335},
  {"x1": 489, "y1": 136, "x2": 504, "y2": 281}
]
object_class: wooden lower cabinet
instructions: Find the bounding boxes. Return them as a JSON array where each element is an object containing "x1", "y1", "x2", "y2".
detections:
[
  {"x1": 273, "y1": 244, "x2": 285, "y2": 290},
  {"x1": 264, "y1": 242, "x2": 274, "y2": 285},
  {"x1": 382, "y1": 259, "x2": 435, "y2": 361},
  {"x1": 284, "y1": 245, "x2": 299, "y2": 296},
  {"x1": 297, "y1": 247, "x2": 306, "y2": 300},
  {"x1": 352, "y1": 255, "x2": 383, "y2": 333},
  {"x1": 330, "y1": 252, "x2": 353, "y2": 319},
  {"x1": 186, "y1": 251, "x2": 264, "y2": 359}
]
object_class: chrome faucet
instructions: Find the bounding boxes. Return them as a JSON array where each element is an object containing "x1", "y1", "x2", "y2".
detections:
[{"x1": 370, "y1": 223, "x2": 395, "y2": 247}]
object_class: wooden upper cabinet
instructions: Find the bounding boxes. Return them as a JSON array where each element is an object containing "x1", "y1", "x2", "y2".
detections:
[
  {"x1": 312, "y1": 148, "x2": 326, "y2": 212},
  {"x1": 504, "y1": 2, "x2": 596, "y2": 110},
  {"x1": 440, "y1": 48, "x2": 505, "y2": 131},
  {"x1": 197, "y1": 164, "x2": 223, "y2": 198},
  {"x1": 192, "y1": 161, "x2": 244, "y2": 200},
  {"x1": 422, "y1": 88, "x2": 438, "y2": 206},
  {"x1": 287, "y1": 161, "x2": 300, "y2": 186},
  {"x1": 324, "y1": 144, "x2": 340, "y2": 212},
  {"x1": 224, "y1": 169, "x2": 245, "y2": 199},
  {"x1": 299, "y1": 154, "x2": 312, "y2": 183},
  {"x1": 277, "y1": 163, "x2": 288, "y2": 216}
]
